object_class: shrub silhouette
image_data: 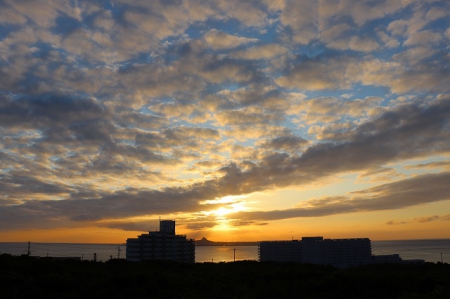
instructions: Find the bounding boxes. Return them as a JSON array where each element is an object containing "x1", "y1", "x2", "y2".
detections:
[{"x1": 1, "y1": 254, "x2": 449, "y2": 298}]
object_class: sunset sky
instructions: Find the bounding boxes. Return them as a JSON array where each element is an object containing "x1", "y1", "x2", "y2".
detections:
[{"x1": 1, "y1": 0, "x2": 449, "y2": 243}]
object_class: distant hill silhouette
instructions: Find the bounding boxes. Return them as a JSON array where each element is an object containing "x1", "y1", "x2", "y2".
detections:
[{"x1": 195, "y1": 237, "x2": 258, "y2": 246}]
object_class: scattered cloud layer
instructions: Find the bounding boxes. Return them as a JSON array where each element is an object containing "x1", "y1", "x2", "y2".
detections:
[{"x1": 0, "y1": 0, "x2": 449, "y2": 239}]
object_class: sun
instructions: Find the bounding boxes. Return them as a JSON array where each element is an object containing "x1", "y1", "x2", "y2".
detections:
[
  {"x1": 212, "y1": 207, "x2": 232, "y2": 217},
  {"x1": 207, "y1": 196, "x2": 249, "y2": 217},
  {"x1": 198, "y1": 195, "x2": 250, "y2": 231}
]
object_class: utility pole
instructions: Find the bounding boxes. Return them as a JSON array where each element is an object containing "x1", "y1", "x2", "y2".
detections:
[
  {"x1": 117, "y1": 247, "x2": 122, "y2": 259},
  {"x1": 27, "y1": 241, "x2": 31, "y2": 256},
  {"x1": 233, "y1": 248, "x2": 236, "y2": 262}
]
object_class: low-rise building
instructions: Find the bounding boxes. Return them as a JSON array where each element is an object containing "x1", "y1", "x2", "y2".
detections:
[
  {"x1": 372, "y1": 254, "x2": 402, "y2": 264},
  {"x1": 259, "y1": 236, "x2": 372, "y2": 268},
  {"x1": 258, "y1": 240, "x2": 302, "y2": 262},
  {"x1": 126, "y1": 220, "x2": 195, "y2": 263},
  {"x1": 371, "y1": 254, "x2": 425, "y2": 264},
  {"x1": 319, "y1": 238, "x2": 372, "y2": 268}
]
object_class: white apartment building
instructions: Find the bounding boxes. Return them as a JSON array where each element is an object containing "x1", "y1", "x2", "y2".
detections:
[{"x1": 126, "y1": 220, "x2": 195, "y2": 263}]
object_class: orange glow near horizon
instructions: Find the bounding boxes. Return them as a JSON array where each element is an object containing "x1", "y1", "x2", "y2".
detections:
[
  {"x1": 0, "y1": 227, "x2": 139, "y2": 244},
  {"x1": 0, "y1": 217, "x2": 449, "y2": 244},
  {"x1": 1, "y1": 193, "x2": 449, "y2": 244}
]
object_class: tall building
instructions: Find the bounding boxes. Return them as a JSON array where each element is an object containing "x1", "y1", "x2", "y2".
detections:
[
  {"x1": 126, "y1": 220, "x2": 195, "y2": 263},
  {"x1": 259, "y1": 237, "x2": 372, "y2": 268}
]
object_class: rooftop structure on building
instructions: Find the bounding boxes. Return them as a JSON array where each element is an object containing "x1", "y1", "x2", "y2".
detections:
[
  {"x1": 259, "y1": 237, "x2": 372, "y2": 268},
  {"x1": 126, "y1": 220, "x2": 195, "y2": 263}
]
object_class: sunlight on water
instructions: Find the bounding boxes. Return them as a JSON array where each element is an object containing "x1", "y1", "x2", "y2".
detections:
[{"x1": 195, "y1": 246, "x2": 258, "y2": 263}]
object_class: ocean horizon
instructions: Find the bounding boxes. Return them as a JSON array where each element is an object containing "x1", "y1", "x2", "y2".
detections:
[{"x1": 1, "y1": 239, "x2": 449, "y2": 263}]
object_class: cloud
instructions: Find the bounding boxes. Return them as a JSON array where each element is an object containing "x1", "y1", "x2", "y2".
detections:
[
  {"x1": 403, "y1": 30, "x2": 441, "y2": 46},
  {"x1": 215, "y1": 106, "x2": 285, "y2": 127},
  {"x1": 426, "y1": 6, "x2": 449, "y2": 21},
  {"x1": 348, "y1": 35, "x2": 380, "y2": 52},
  {"x1": 0, "y1": 173, "x2": 73, "y2": 201},
  {"x1": 0, "y1": 0, "x2": 449, "y2": 238},
  {"x1": 0, "y1": 95, "x2": 110, "y2": 135},
  {"x1": 338, "y1": 0, "x2": 409, "y2": 26},
  {"x1": 386, "y1": 214, "x2": 450, "y2": 225},
  {"x1": 0, "y1": 184, "x2": 211, "y2": 230},
  {"x1": 415, "y1": 215, "x2": 440, "y2": 223},
  {"x1": 386, "y1": 220, "x2": 405, "y2": 225},
  {"x1": 204, "y1": 29, "x2": 258, "y2": 50},
  {"x1": 293, "y1": 96, "x2": 383, "y2": 128},
  {"x1": 276, "y1": 55, "x2": 355, "y2": 90},
  {"x1": 276, "y1": 50, "x2": 448, "y2": 94},
  {"x1": 0, "y1": 6, "x2": 27, "y2": 25},
  {"x1": 2, "y1": 0, "x2": 65, "y2": 28},
  {"x1": 279, "y1": 0, "x2": 318, "y2": 44},
  {"x1": 387, "y1": 19, "x2": 409, "y2": 36},
  {"x1": 230, "y1": 172, "x2": 450, "y2": 222},
  {"x1": 220, "y1": 126, "x2": 286, "y2": 143},
  {"x1": 1, "y1": 95, "x2": 449, "y2": 230},
  {"x1": 228, "y1": 219, "x2": 267, "y2": 227},
  {"x1": 376, "y1": 30, "x2": 400, "y2": 48},
  {"x1": 404, "y1": 161, "x2": 450, "y2": 171},
  {"x1": 320, "y1": 24, "x2": 352, "y2": 44},
  {"x1": 258, "y1": 135, "x2": 309, "y2": 151},
  {"x1": 230, "y1": 44, "x2": 288, "y2": 60},
  {"x1": 99, "y1": 219, "x2": 161, "y2": 232},
  {"x1": 357, "y1": 167, "x2": 405, "y2": 183},
  {"x1": 214, "y1": 0, "x2": 269, "y2": 27}
]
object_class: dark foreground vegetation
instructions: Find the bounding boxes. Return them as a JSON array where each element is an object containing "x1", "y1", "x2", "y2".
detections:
[{"x1": 1, "y1": 254, "x2": 449, "y2": 299}]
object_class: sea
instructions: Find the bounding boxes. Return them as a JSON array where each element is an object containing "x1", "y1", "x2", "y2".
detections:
[{"x1": 1, "y1": 239, "x2": 449, "y2": 263}]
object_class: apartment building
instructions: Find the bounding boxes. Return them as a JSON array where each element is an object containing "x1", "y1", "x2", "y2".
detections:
[
  {"x1": 259, "y1": 236, "x2": 372, "y2": 268},
  {"x1": 126, "y1": 220, "x2": 195, "y2": 263}
]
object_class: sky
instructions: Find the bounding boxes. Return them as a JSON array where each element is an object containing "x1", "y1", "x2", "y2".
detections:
[{"x1": 0, "y1": 0, "x2": 450, "y2": 243}]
